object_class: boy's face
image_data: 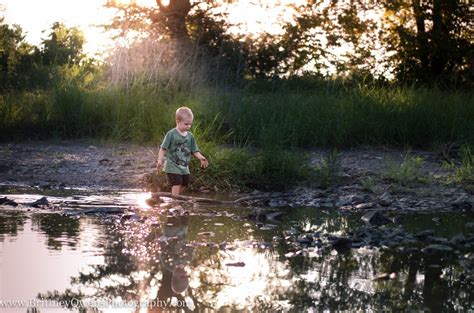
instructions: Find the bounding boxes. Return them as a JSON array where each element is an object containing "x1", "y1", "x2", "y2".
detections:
[{"x1": 176, "y1": 116, "x2": 193, "y2": 132}]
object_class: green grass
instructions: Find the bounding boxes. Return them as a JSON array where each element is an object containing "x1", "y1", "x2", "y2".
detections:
[
  {"x1": 443, "y1": 145, "x2": 474, "y2": 184},
  {"x1": 144, "y1": 144, "x2": 312, "y2": 192},
  {"x1": 455, "y1": 146, "x2": 474, "y2": 183},
  {"x1": 1, "y1": 75, "x2": 473, "y2": 148},
  {"x1": 383, "y1": 152, "x2": 426, "y2": 186},
  {"x1": 311, "y1": 149, "x2": 340, "y2": 189},
  {"x1": 2, "y1": 73, "x2": 474, "y2": 147},
  {"x1": 360, "y1": 176, "x2": 376, "y2": 193},
  {"x1": 214, "y1": 83, "x2": 474, "y2": 148},
  {"x1": 2, "y1": 68, "x2": 474, "y2": 191}
]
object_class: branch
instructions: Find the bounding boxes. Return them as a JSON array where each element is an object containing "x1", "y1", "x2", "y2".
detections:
[
  {"x1": 151, "y1": 192, "x2": 270, "y2": 205},
  {"x1": 156, "y1": 0, "x2": 167, "y2": 12},
  {"x1": 152, "y1": 192, "x2": 234, "y2": 204}
]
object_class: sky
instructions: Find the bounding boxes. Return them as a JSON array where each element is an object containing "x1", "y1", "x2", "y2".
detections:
[
  {"x1": 1, "y1": 0, "x2": 119, "y2": 55},
  {"x1": 1, "y1": 0, "x2": 304, "y2": 56}
]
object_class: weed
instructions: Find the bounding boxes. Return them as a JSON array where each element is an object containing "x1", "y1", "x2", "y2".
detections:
[
  {"x1": 312, "y1": 149, "x2": 340, "y2": 189},
  {"x1": 360, "y1": 176, "x2": 376, "y2": 192},
  {"x1": 384, "y1": 152, "x2": 425, "y2": 185},
  {"x1": 144, "y1": 145, "x2": 311, "y2": 192},
  {"x1": 444, "y1": 145, "x2": 474, "y2": 183}
]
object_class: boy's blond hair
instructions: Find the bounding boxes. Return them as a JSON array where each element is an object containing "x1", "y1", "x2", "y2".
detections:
[{"x1": 176, "y1": 107, "x2": 194, "y2": 121}]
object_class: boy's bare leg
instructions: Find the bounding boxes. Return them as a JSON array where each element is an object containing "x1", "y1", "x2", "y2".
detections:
[{"x1": 171, "y1": 185, "x2": 181, "y2": 196}]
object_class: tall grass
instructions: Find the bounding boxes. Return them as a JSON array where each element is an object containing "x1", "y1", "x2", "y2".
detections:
[
  {"x1": 145, "y1": 144, "x2": 312, "y2": 192},
  {"x1": 1, "y1": 76, "x2": 473, "y2": 148},
  {"x1": 214, "y1": 83, "x2": 474, "y2": 148},
  {"x1": 2, "y1": 35, "x2": 473, "y2": 148}
]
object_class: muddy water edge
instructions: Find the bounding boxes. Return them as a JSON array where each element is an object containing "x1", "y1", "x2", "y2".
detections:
[
  {"x1": 0, "y1": 184, "x2": 473, "y2": 312},
  {"x1": 0, "y1": 142, "x2": 473, "y2": 311}
]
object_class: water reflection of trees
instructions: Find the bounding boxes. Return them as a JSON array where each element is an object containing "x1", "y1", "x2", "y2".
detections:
[
  {"x1": 39, "y1": 215, "x2": 157, "y2": 306},
  {"x1": 0, "y1": 211, "x2": 28, "y2": 240},
  {"x1": 30, "y1": 214, "x2": 81, "y2": 250},
  {"x1": 38, "y1": 211, "x2": 294, "y2": 311},
  {"x1": 284, "y1": 248, "x2": 473, "y2": 311},
  {"x1": 36, "y1": 210, "x2": 473, "y2": 311}
]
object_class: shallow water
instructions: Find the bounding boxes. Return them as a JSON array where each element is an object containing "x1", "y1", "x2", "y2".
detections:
[{"x1": 0, "y1": 187, "x2": 473, "y2": 312}]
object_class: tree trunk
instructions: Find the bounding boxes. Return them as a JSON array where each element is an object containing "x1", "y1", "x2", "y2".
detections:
[
  {"x1": 412, "y1": 0, "x2": 429, "y2": 76},
  {"x1": 156, "y1": 0, "x2": 191, "y2": 39},
  {"x1": 430, "y1": 0, "x2": 444, "y2": 76}
]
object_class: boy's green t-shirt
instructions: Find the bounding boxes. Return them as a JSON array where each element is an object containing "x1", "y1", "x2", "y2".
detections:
[{"x1": 161, "y1": 128, "x2": 199, "y2": 175}]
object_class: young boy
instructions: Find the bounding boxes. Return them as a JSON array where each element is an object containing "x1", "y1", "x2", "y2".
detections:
[{"x1": 156, "y1": 107, "x2": 208, "y2": 195}]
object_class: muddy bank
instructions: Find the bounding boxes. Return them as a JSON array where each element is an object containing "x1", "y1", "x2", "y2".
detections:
[
  {"x1": 0, "y1": 140, "x2": 156, "y2": 190},
  {"x1": 0, "y1": 141, "x2": 473, "y2": 213}
]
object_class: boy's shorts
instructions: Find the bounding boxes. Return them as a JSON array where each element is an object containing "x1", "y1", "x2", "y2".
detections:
[{"x1": 166, "y1": 173, "x2": 190, "y2": 187}]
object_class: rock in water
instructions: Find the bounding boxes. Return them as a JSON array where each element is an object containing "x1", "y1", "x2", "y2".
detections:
[
  {"x1": 361, "y1": 210, "x2": 391, "y2": 226},
  {"x1": 0, "y1": 197, "x2": 18, "y2": 207},
  {"x1": 421, "y1": 244, "x2": 453, "y2": 255},
  {"x1": 248, "y1": 208, "x2": 267, "y2": 223},
  {"x1": 331, "y1": 236, "x2": 352, "y2": 253},
  {"x1": 30, "y1": 196, "x2": 49, "y2": 207}
]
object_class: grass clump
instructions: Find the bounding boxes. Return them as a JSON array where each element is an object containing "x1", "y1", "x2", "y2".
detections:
[
  {"x1": 383, "y1": 152, "x2": 426, "y2": 186},
  {"x1": 360, "y1": 176, "x2": 376, "y2": 193},
  {"x1": 455, "y1": 146, "x2": 474, "y2": 183},
  {"x1": 144, "y1": 145, "x2": 312, "y2": 192},
  {"x1": 311, "y1": 149, "x2": 340, "y2": 189},
  {"x1": 443, "y1": 145, "x2": 474, "y2": 184},
  {"x1": 192, "y1": 146, "x2": 313, "y2": 192}
]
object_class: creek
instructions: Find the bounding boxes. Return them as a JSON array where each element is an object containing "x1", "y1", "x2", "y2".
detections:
[{"x1": 0, "y1": 185, "x2": 473, "y2": 312}]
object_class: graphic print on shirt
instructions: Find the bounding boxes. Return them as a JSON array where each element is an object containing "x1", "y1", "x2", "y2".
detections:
[{"x1": 170, "y1": 138, "x2": 190, "y2": 168}]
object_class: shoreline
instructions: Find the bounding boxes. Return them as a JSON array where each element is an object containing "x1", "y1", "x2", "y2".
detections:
[{"x1": 0, "y1": 140, "x2": 472, "y2": 213}]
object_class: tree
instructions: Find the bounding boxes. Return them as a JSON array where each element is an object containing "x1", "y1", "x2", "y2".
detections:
[
  {"x1": 0, "y1": 18, "x2": 35, "y2": 89},
  {"x1": 155, "y1": 0, "x2": 192, "y2": 39},
  {"x1": 381, "y1": 0, "x2": 473, "y2": 85},
  {"x1": 104, "y1": 0, "x2": 294, "y2": 82},
  {"x1": 40, "y1": 22, "x2": 85, "y2": 66},
  {"x1": 285, "y1": 0, "x2": 473, "y2": 84}
]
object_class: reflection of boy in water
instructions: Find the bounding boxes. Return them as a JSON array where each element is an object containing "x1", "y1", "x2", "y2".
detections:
[{"x1": 157, "y1": 213, "x2": 194, "y2": 300}]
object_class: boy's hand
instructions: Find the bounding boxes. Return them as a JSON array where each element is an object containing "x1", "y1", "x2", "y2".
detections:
[
  {"x1": 156, "y1": 159, "x2": 164, "y2": 170},
  {"x1": 199, "y1": 157, "x2": 209, "y2": 168}
]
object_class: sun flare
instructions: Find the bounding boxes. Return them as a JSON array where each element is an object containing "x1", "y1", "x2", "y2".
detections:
[{"x1": 2, "y1": 0, "x2": 310, "y2": 56}]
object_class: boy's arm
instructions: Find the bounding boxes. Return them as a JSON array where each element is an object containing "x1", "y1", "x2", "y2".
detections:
[
  {"x1": 156, "y1": 147, "x2": 166, "y2": 170},
  {"x1": 193, "y1": 151, "x2": 209, "y2": 168}
]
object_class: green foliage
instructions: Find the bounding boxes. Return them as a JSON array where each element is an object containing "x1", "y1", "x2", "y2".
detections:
[
  {"x1": 456, "y1": 146, "x2": 473, "y2": 183},
  {"x1": 0, "y1": 19, "x2": 88, "y2": 91},
  {"x1": 41, "y1": 22, "x2": 85, "y2": 66},
  {"x1": 311, "y1": 149, "x2": 340, "y2": 189},
  {"x1": 192, "y1": 145, "x2": 311, "y2": 191},
  {"x1": 0, "y1": 89, "x2": 53, "y2": 140},
  {"x1": 248, "y1": 148, "x2": 312, "y2": 191},
  {"x1": 382, "y1": 0, "x2": 473, "y2": 86},
  {"x1": 360, "y1": 176, "x2": 376, "y2": 193},
  {"x1": 0, "y1": 19, "x2": 36, "y2": 89},
  {"x1": 144, "y1": 145, "x2": 311, "y2": 192},
  {"x1": 1, "y1": 75, "x2": 473, "y2": 147},
  {"x1": 443, "y1": 145, "x2": 474, "y2": 184},
  {"x1": 383, "y1": 152, "x2": 425, "y2": 186},
  {"x1": 214, "y1": 80, "x2": 474, "y2": 148}
]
